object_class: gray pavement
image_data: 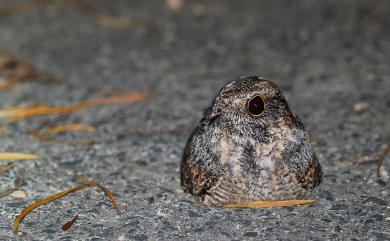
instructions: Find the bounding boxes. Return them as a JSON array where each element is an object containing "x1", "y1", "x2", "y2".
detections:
[{"x1": 0, "y1": 0, "x2": 389, "y2": 240}]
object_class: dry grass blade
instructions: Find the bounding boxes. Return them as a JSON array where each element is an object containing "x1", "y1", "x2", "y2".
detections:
[
  {"x1": 28, "y1": 129, "x2": 54, "y2": 142},
  {"x1": 29, "y1": 124, "x2": 96, "y2": 145},
  {"x1": 0, "y1": 153, "x2": 40, "y2": 161},
  {"x1": 29, "y1": 124, "x2": 96, "y2": 144},
  {"x1": 0, "y1": 169, "x2": 25, "y2": 199},
  {"x1": 0, "y1": 162, "x2": 15, "y2": 175},
  {"x1": 13, "y1": 184, "x2": 87, "y2": 234},
  {"x1": 0, "y1": 92, "x2": 150, "y2": 121},
  {"x1": 28, "y1": 129, "x2": 94, "y2": 146},
  {"x1": 78, "y1": 176, "x2": 120, "y2": 210},
  {"x1": 46, "y1": 124, "x2": 96, "y2": 134},
  {"x1": 377, "y1": 144, "x2": 390, "y2": 177},
  {"x1": 224, "y1": 200, "x2": 316, "y2": 208}
]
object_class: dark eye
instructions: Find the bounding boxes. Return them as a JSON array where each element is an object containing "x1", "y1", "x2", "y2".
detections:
[{"x1": 247, "y1": 95, "x2": 265, "y2": 116}]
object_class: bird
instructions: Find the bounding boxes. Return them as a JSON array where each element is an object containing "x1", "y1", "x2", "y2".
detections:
[{"x1": 180, "y1": 76, "x2": 322, "y2": 206}]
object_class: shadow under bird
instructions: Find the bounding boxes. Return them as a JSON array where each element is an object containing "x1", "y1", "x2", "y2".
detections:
[{"x1": 180, "y1": 76, "x2": 322, "y2": 206}]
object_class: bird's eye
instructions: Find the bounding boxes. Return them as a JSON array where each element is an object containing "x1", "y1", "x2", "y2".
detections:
[{"x1": 247, "y1": 95, "x2": 265, "y2": 116}]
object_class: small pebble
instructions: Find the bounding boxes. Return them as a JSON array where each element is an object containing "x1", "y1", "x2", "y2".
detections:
[
  {"x1": 166, "y1": 0, "x2": 182, "y2": 11},
  {"x1": 11, "y1": 190, "x2": 27, "y2": 199},
  {"x1": 353, "y1": 102, "x2": 369, "y2": 112},
  {"x1": 117, "y1": 235, "x2": 126, "y2": 241},
  {"x1": 243, "y1": 231, "x2": 258, "y2": 237},
  {"x1": 366, "y1": 72, "x2": 377, "y2": 81},
  {"x1": 192, "y1": 4, "x2": 206, "y2": 16}
]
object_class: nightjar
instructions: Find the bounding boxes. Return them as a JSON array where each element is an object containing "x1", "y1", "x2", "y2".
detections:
[{"x1": 180, "y1": 76, "x2": 322, "y2": 206}]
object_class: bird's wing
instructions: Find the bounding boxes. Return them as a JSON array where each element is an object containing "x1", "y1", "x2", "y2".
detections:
[
  {"x1": 180, "y1": 121, "x2": 221, "y2": 197},
  {"x1": 285, "y1": 117, "x2": 322, "y2": 190},
  {"x1": 300, "y1": 153, "x2": 322, "y2": 190}
]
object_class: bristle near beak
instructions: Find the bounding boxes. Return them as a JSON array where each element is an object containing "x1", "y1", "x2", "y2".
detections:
[{"x1": 209, "y1": 109, "x2": 222, "y2": 119}]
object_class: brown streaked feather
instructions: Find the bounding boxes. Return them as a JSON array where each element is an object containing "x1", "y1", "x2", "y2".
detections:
[
  {"x1": 282, "y1": 108, "x2": 298, "y2": 128},
  {"x1": 180, "y1": 133, "x2": 210, "y2": 196},
  {"x1": 300, "y1": 155, "x2": 322, "y2": 190}
]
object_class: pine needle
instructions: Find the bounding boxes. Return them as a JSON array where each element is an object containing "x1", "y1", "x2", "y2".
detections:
[
  {"x1": 224, "y1": 199, "x2": 316, "y2": 208},
  {"x1": 78, "y1": 176, "x2": 120, "y2": 210},
  {"x1": 28, "y1": 128, "x2": 95, "y2": 146},
  {"x1": 377, "y1": 144, "x2": 390, "y2": 177},
  {"x1": 0, "y1": 79, "x2": 20, "y2": 91},
  {"x1": 13, "y1": 176, "x2": 120, "y2": 233},
  {"x1": 0, "y1": 92, "x2": 150, "y2": 121},
  {"x1": 0, "y1": 162, "x2": 15, "y2": 175},
  {"x1": 0, "y1": 153, "x2": 40, "y2": 161},
  {"x1": 45, "y1": 124, "x2": 96, "y2": 134},
  {"x1": 28, "y1": 129, "x2": 54, "y2": 142},
  {"x1": 13, "y1": 184, "x2": 87, "y2": 234}
]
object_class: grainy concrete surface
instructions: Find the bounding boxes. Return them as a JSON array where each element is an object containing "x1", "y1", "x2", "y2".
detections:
[{"x1": 0, "y1": 0, "x2": 389, "y2": 240}]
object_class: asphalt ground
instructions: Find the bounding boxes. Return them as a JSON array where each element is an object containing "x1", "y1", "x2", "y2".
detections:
[{"x1": 0, "y1": 0, "x2": 389, "y2": 240}]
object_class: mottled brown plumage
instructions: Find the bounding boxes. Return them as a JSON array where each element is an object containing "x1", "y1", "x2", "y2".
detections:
[{"x1": 180, "y1": 76, "x2": 322, "y2": 206}]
